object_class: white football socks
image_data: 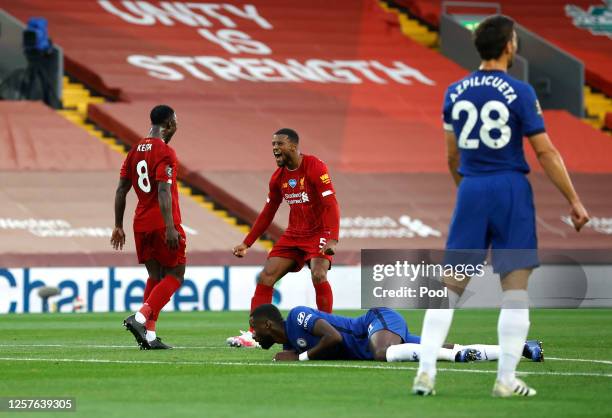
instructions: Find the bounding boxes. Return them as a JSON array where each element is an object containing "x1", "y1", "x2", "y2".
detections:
[
  {"x1": 460, "y1": 344, "x2": 501, "y2": 361},
  {"x1": 416, "y1": 308, "x2": 454, "y2": 379},
  {"x1": 134, "y1": 311, "x2": 146, "y2": 324},
  {"x1": 146, "y1": 330, "x2": 157, "y2": 342},
  {"x1": 497, "y1": 290, "x2": 530, "y2": 386},
  {"x1": 447, "y1": 288, "x2": 460, "y2": 308},
  {"x1": 415, "y1": 288, "x2": 460, "y2": 377},
  {"x1": 386, "y1": 343, "x2": 420, "y2": 362},
  {"x1": 386, "y1": 344, "x2": 455, "y2": 362}
]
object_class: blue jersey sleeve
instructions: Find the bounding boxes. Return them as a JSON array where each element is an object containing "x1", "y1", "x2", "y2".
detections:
[
  {"x1": 442, "y1": 86, "x2": 453, "y2": 131},
  {"x1": 288, "y1": 306, "x2": 321, "y2": 334},
  {"x1": 519, "y1": 85, "x2": 546, "y2": 137}
]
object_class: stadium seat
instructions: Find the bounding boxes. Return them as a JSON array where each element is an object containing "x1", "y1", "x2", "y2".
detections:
[
  {"x1": 0, "y1": 102, "x2": 267, "y2": 267},
  {"x1": 2, "y1": 0, "x2": 611, "y2": 262},
  {"x1": 402, "y1": 0, "x2": 612, "y2": 97}
]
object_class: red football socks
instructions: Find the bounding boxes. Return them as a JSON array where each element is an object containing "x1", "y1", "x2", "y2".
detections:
[
  {"x1": 142, "y1": 278, "x2": 160, "y2": 330},
  {"x1": 314, "y1": 281, "x2": 333, "y2": 313},
  {"x1": 138, "y1": 303, "x2": 152, "y2": 321},
  {"x1": 141, "y1": 275, "x2": 181, "y2": 320},
  {"x1": 250, "y1": 283, "x2": 274, "y2": 313},
  {"x1": 143, "y1": 278, "x2": 159, "y2": 302}
]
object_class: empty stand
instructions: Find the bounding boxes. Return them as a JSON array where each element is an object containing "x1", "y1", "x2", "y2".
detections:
[
  {"x1": 0, "y1": 102, "x2": 267, "y2": 267},
  {"x1": 399, "y1": 0, "x2": 612, "y2": 97},
  {"x1": 1, "y1": 1, "x2": 610, "y2": 265}
]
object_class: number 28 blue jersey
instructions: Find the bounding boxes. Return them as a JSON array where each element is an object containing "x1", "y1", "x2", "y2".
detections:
[{"x1": 442, "y1": 70, "x2": 546, "y2": 176}]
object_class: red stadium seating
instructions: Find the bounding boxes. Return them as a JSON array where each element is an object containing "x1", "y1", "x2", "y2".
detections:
[
  {"x1": 401, "y1": 0, "x2": 612, "y2": 97},
  {"x1": 0, "y1": 102, "x2": 268, "y2": 267},
  {"x1": 2, "y1": 0, "x2": 611, "y2": 262}
]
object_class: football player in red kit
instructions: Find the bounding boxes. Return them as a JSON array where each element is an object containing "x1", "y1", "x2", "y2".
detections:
[
  {"x1": 111, "y1": 105, "x2": 186, "y2": 350},
  {"x1": 227, "y1": 128, "x2": 340, "y2": 348}
]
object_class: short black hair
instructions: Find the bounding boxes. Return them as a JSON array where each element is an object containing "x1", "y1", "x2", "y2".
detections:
[
  {"x1": 251, "y1": 304, "x2": 283, "y2": 323},
  {"x1": 473, "y1": 15, "x2": 515, "y2": 60},
  {"x1": 274, "y1": 128, "x2": 299, "y2": 144},
  {"x1": 150, "y1": 104, "x2": 175, "y2": 126}
]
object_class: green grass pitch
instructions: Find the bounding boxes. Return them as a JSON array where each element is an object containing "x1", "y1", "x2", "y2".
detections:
[{"x1": 1, "y1": 309, "x2": 611, "y2": 418}]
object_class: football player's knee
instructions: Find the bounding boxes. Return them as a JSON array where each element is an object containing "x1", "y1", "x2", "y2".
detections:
[
  {"x1": 311, "y1": 269, "x2": 327, "y2": 284},
  {"x1": 167, "y1": 265, "x2": 185, "y2": 283},
  {"x1": 373, "y1": 348, "x2": 388, "y2": 362},
  {"x1": 258, "y1": 269, "x2": 278, "y2": 286}
]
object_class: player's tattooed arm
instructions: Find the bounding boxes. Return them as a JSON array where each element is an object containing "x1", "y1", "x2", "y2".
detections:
[
  {"x1": 158, "y1": 182, "x2": 179, "y2": 249},
  {"x1": 528, "y1": 132, "x2": 590, "y2": 231},
  {"x1": 304, "y1": 319, "x2": 343, "y2": 360},
  {"x1": 445, "y1": 130, "x2": 462, "y2": 186},
  {"x1": 111, "y1": 178, "x2": 131, "y2": 250}
]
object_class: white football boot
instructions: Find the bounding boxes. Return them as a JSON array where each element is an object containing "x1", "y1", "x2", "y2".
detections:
[
  {"x1": 492, "y1": 378, "x2": 537, "y2": 397},
  {"x1": 412, "y1": 372, "x2": 436, "y2": 396},
  {"x1": 226, "y1": 330, "x2": 260, "y2": 348}
]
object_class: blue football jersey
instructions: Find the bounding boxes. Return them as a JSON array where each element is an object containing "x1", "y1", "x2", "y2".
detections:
[
  {"x1": 442, "y1": 70, "x2": 545, "y2": 176},
  {"x1": 283, "y1": 306, "x2": 373, "y2": 360}
]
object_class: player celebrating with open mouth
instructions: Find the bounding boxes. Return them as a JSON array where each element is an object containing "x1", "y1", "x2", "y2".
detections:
[{"x1": 227, "y1": 128, "x2": 340, "y2": 348}]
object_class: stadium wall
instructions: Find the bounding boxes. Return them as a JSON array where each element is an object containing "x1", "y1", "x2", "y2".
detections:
[
  {"x1": 2, "y1": 264, "x2": 611, "y2": 314},
  {"x1": 0, "y1": 266, "x2": 360, "y2": 314}
]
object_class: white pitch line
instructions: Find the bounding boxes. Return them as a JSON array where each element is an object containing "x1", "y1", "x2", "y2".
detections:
[
  {"x1": 1, "y1": 345, "x2": 611, "y2": 367},
  {"x1": 0, "y1": 357, "x2": 610, "y2": 378},
  {"x1": 547, "y1": 357, "x2": 612, "y2": 366},
  {"x1": 0, "y1": 344, "x2": 221, "y2": 350}
]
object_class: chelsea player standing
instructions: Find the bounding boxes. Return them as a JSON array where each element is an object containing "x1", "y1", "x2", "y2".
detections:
[{"x1": 412, "y1": 15, "x2": 589, "y2": 397}]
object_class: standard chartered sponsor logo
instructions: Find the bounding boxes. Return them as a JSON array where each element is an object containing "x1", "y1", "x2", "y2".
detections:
[
  {"x1": 284, "y1": 192, "x2": 309, "y2": 204},
  {"x1": 340, "y1": 215, "x2": 441, "y2": 239}
]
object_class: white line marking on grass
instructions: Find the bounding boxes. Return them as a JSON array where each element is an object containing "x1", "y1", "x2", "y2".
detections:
[
  {"x1": 547, "y1": 357, "x2": 612, "y2": 366},
  {"x1": 0, "y1": 344, "x2": 221, "y2": 349},
  {"x1": 0, "y1": 357, "x2": 610, "y2": 378},
  {"x1": 1, "y1": 345, "x2": 611, "y2": 366}
]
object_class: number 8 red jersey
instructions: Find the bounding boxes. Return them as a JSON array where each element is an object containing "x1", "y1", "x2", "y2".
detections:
[{"x1": 119, "y1": 137, "x2": 182, "y2": 232}]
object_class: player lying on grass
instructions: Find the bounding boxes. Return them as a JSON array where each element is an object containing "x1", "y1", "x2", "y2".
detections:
[{"x1": 249, "y1": 304, "x2": 543, "y2": 363}]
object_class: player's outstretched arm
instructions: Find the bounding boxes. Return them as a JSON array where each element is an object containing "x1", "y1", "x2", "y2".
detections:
[
  {"x1": 310, "y1": 160, "x2": 340, "y2": 255},
  {"x1": 301, "y1": 319, "x2": 343, "y2": 361},
  {"x1": 234, "y1": 190, "x2": 282, "y2": 257},
  {"x1": 158, "y1": 182, "x2": 179, "y2": 249},
  {"x1": 528, "y1": 133, "x2": 590, "y2": 231},
  {"x1": 445, "y1": 130, "x2": 462, "y2": 186},
  {"x1": 319, "y1": 194, "x2": 340, "y2": 255},
  {"x1": 111, "y1": 177, "x2": 131, "y2": 250}
]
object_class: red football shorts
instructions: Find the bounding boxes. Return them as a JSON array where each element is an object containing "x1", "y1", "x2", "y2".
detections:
[
  {"x1": 134, "y1": 224, "x2": 186, "y2": 267},
  {"x1": 268, "y1": 233, "x2": 333, "y2": 272}
]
